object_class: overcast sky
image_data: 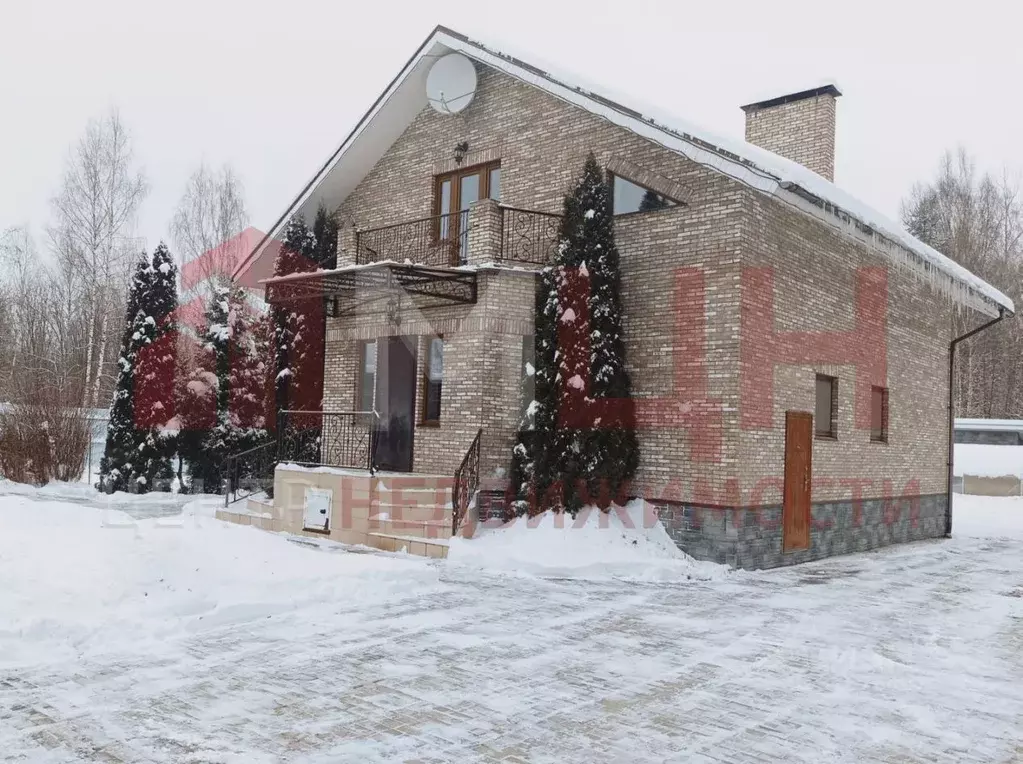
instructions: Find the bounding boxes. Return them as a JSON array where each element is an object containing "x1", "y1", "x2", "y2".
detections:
[{"x1": 2, "y1": 0, "x2": 1021, "y2": 256}]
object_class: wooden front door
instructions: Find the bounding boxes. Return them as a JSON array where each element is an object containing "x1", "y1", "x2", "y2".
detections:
[
  {"x1": 374, "y1": 336, "x2": 418, "y2": 472},
  {"x1": 782, "y1": 411, "x2": 813, "y2": 551}
]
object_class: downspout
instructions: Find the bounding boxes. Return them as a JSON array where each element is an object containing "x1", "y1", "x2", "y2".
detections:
[{"x1": 946, "y1": 307, "x2": 1008, "y2": 535}]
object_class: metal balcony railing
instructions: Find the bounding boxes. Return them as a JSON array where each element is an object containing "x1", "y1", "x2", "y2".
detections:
[
  {"x1": 353, "y1": 206, "x2": 563, "y2": 269},
  {"x1": 355, "y1": 211, "x2": 468, "y2": 267},
  {"x1": 498, "y1": 206, "x2": 561, "y2": 266}
]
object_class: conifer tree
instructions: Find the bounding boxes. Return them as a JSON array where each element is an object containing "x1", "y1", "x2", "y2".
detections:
[
  {"x1": 311, "y1": 204, "x2": 339, "y2": 270},
  {"x1": 99, "y1": 243, "x2": 179, "y2": 493},
  {"x1": 639, "y1": 188, "x2": 669, "y2": 212},
  {"x1": 181, "y1": 285, "x2": 271, "y2": 492},
  {"x1": 511, "y1": 154, "x2": 639, "y2": 514},
  {"x1": 271, "y1": 215, "x2": 316, "y2": 414}
]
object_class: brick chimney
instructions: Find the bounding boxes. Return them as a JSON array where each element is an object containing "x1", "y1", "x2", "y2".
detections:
[{"x1": 741, "y1": 84, "x2": 842, "y2": 181}]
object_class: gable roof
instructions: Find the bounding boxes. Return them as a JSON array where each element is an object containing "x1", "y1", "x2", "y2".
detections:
[{"x1": 236, "y1": 25, "x2": 1013, "y2": 318}]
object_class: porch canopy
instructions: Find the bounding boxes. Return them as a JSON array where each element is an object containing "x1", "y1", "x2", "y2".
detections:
[{"x1": 261, "y1": 260, "x2": 478, "y2": 316}]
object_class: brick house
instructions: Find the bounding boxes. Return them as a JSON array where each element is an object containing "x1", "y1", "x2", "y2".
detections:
[{"x1": 227, "y1": 26, "x2": 1013, "y2": 568}]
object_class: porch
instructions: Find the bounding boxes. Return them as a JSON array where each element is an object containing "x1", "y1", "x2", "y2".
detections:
[{"x1": 219, "y1": 411, "x2": 481, "y2": 557}]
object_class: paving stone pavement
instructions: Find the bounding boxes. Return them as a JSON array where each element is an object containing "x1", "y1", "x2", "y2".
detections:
[{"x1": 2, "y1": 533, "x2": 1023, "y2": 763}]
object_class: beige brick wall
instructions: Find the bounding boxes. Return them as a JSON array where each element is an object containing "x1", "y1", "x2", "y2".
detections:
[
  {"x1": 738, "y1": 189, "x2": 952, "y2": 504},
  {"x1": 322, "y1": 269, "x2": 534, "y2": 478},
  {"x1": 744, "y1": 94, "x2": 837, "y2": 181},
  {"x1": 316, "y1": 61, "x2": 954, "y2": 509},
  {"x1": 336, "y1": 67, "x2": 735, "y2": 229}
]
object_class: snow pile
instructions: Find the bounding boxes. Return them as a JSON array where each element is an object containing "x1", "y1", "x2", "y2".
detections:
[
  {"x1": 953, "y1": 494, "x2": 1023, "y2": 540},
  {"x1": 954, "y1": 443, "x2": 1023, "y2": 478},
  {"x1": 0, "y1": 496, "x2": 438, "y2": 668},
  {"x1": 447, "y1": 499, "x2": 729, "y2": 582}
]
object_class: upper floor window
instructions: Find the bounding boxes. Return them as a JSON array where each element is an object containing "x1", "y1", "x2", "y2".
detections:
[
  {"x1": 434, "y1": 161, "x2": 501, "y2": 263},
  {"x1": 609, "y1": 173, "x2": 679, "y2": 216}
]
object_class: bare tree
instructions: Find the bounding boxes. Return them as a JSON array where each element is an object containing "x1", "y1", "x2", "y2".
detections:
[
  {"x1": 902, "y1": 148, "x2": 1023, "y2": 418},
  {"x1": 170, "y1": 162, "x2": 248, "y2": 289},
  {"x1": 50, "y1": 109, "x2": 148, "y2": 410}
]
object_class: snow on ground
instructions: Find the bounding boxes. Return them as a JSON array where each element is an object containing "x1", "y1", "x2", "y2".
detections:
[
  {"x1": 1, "y1": 489, "x2": 1022, "y2": 762},
  {"x1": 449, "y1": 499, "x2": 729, "y2": 581},
  {"x1": 0, "y1": 479, "x2": 199, "y2": 517},
  {"x1": 953, "y1": 493, "x2": 1023, "y2": 539},
  {"x1": 0, "y1": 495, "x2": 437, "y2": 673}
]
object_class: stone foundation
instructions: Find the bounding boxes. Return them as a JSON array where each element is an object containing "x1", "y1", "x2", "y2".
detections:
[{"x1": 655, "y1": 493, "x2": 948, "y2": 570}]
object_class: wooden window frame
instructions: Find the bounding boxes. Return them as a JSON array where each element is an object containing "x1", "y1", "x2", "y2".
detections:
[
  {"x1": 606, "y1": 171, "x2": 683, "y2": 218},
  {"x1": 870, "y1": 386, "x2": 889, "y2": 443},
  {"x1": 355, "y1": 339, "x2": 376, "y2": 413},
  {"x1": 814, "y1": 374, "x2": 838, "y2": 440},
  {"x1": 420, "y1": 335, "x2": 444, "y2": 427},
  {"x1": 433, "y1": 161, "x2": 502, "y2": 220}
]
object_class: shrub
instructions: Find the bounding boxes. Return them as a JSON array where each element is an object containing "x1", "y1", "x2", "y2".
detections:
[{"x1": 0, "y1": 402, "x2": 90, "y2": 485}]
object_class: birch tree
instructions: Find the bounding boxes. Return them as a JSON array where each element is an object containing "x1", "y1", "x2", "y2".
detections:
[
  {"x1": 170, "y1": 162, "x2": 248, "y2": 289},
  {"x1": 50, "y1": 109, "x2": 148, "y2": 409},
  {"x1": 902, "y1": 148, "x2": 1023, "y2": 417}
]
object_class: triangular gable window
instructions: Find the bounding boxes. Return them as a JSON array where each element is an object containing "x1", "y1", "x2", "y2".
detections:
[{"x1": 609, "y1": 173, "x2": 680, "y2": 216}]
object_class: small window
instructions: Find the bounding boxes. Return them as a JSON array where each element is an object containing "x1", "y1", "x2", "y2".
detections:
[
  {"x1": 871, "y1": 386, "x2": 889, "y2": 443},
  {"x1": 422, "y1": 336, "x2": 444, "y2": 424},
  {"x1": 357, "y1": 340, "x2": 377, "y2": 412},
  {"x1": 815, "y1": 374, "x2": 837, "y2": 439},
  {"x1": 609, "y1": 173, "x2": 678, "y2": 216}
]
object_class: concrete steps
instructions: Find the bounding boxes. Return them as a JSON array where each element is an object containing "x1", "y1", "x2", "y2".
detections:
[
  {"x1": 370, "y1": 516, "x2": 452, "y2": 540},
  {"x1": 366, "y1": 532, "x2": 449, "y2": 558},
  {"x1": 221, "y1": 470, "x2": 463, "y2": 559}
]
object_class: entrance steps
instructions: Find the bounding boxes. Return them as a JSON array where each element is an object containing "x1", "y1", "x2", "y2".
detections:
[
  {"x1": 216, "y1": 469, "x2": 462, "y2": 559},
  {"x1": 364, "y1": 475, "x2": 454, "y2": 557}
]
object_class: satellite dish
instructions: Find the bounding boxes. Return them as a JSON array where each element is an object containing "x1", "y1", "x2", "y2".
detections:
[{"x1": 426, "y1": 53, "x2": 477, "y2": 115}]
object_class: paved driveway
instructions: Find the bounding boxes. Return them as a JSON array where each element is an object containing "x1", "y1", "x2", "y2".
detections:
[{"x1": 2, "y1": 508, "x2": 1022, "y2": 762}]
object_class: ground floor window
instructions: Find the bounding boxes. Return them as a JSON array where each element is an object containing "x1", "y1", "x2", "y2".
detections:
[
  {"x1": 815, "y1": 374, "x2": 837, "y2": 439},
  {"x1": 871, "y1": 386, "x2": 889, "y2": 442},
  {"x1": 421, "y1": 336, "x2": 444, "y2": 425},
  {"x1": 357, "y1": 339, "x2": 377, "y2": 411}
]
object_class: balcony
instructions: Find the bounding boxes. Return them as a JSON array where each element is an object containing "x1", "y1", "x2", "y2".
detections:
[{"x1": 350, "y1": 200, "x2": 561, "y2": 269}]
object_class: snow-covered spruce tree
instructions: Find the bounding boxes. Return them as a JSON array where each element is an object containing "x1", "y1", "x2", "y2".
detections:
[
  {"x1": 182, "y1": 286, "x2": 271, "y2": 493},
  {"x1": 510, "y1": 154, "x2": 639, "y2": 514},
  {"x1": 99, "y1": 244, "x2": 178, "y2": 493},
  {"x1": 311, "y1": 204, "x2": 339, "y2": 270},
  {"x1": 271, "y1": 215, "x2": 316, "y2": 414}
]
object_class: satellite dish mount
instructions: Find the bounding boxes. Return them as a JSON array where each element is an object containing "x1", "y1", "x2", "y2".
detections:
[{"x1": 426, "y1": 53, "x2": 478, "y2": 115}]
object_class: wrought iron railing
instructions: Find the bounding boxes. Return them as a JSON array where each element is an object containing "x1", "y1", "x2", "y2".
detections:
[
  {"x1": 224, "y1": 440, "x2": 277, "y2": 507},
  {"x1": 356, "y1": 211, "x2": 469, "y2": 267},
  {"x1": 499, "y1": 206, "x2": 561, "y2": 266},
  {"x1": 452, "y1": 428, "x2": 482, "y2": 536},
  {"x1": 278, "y1": 410, "x2": 379, "y2": 472}
]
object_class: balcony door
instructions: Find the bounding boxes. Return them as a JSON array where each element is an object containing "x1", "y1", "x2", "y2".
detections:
[{"x1": 435, "y1": 162, "x2": 500, "y2": 264}]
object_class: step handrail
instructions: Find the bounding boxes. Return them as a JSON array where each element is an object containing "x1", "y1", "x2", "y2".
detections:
[{"x1": 451, "y1": 428, "x2": 482, "y2": 536}]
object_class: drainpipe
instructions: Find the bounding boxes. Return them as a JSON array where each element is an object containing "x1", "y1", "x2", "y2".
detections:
[{"x1": 946, "y1": 308, "x2": 1008, "y2": 535}]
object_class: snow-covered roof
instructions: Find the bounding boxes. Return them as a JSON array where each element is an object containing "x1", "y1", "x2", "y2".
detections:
[
  {"x1": 238, "y1": 25, "x2": 1013, "y2": 318},
  {"x1": 955, "y1": 418, "x2": 1023, "y2": 433}
]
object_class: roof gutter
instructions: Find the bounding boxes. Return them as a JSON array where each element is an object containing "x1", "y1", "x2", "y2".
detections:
[{"x1": 946, "y1": 308, "x2": 1009, "y2": 535}]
